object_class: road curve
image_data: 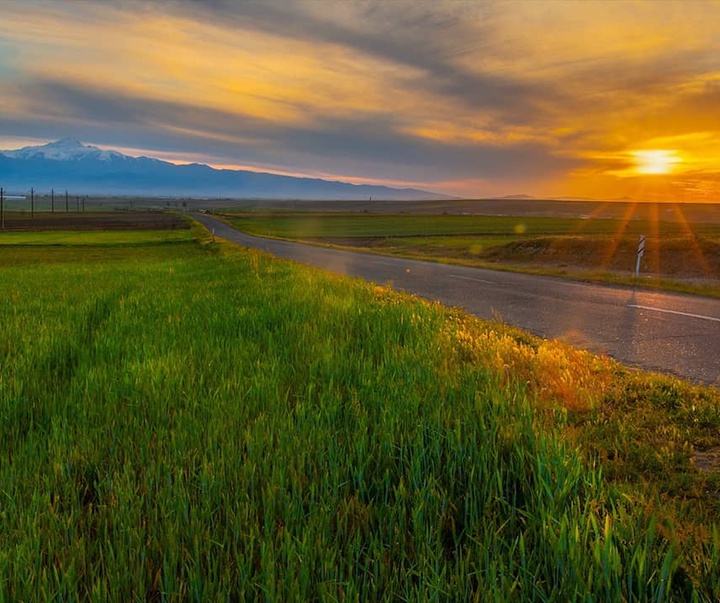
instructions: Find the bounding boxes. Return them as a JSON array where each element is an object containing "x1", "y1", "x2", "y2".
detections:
[{"x1": 195, "y1": 214, "x2": 720, "y2": 386}]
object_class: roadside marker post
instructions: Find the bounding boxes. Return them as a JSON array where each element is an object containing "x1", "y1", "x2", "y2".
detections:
[{"x1": 635, "y1": 234, "x2": 646, "y2": 278}]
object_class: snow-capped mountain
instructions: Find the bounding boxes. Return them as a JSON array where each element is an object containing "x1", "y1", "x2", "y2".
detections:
[
  {"x1": 2, "y1": 137, "x2": 125, "y2": 162},
  {"x1": 0, "y1": 138, "x2": 445, "y2": 200}
]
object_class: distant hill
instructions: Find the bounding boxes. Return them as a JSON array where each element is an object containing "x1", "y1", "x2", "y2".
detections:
[
  {"x1": 498, "y1": 194, "x2": 536, "y2": 200},
  {"x1": 0, "y1": 138, "x2": 447, "y2": 200},
  {"x1": 496, "y1": 195, "x2": 601, "y2": 202}
]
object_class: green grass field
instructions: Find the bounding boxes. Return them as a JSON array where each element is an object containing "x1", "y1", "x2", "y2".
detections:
[
  {"x1": 1, "y1": 225, "x2": 720, "y2": 600},
  {"x1": 0, "y1": 229, "x2": 195, "y2": 268},
  {"x1": 226, "y1": 213, "x2": 661, "y2": 237},
  {"x1": 223, "y1": 212, "x2": 720, "y2": 297}
]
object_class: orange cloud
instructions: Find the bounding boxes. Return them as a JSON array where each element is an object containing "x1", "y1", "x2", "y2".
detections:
[{"x1": 0, "y1": 0, "x2": 719, "y2": 200}]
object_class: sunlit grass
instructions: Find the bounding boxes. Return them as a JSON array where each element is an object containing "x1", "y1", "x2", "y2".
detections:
[
  {"x1": 599, "y1": 202, "x2": 638, "y2": 271},
  {"x1": 0, "y1": 229, "x2": 198, "y2": 268},
  {"x1": 0, "y1": 229, "x2": 194, "y2": 246},
  {"x1": 1, "y1": 227, "x2": 719, "y2": 599},
  {"x1": 671, "y1": 203, "x2": 714, "y2": 278}
]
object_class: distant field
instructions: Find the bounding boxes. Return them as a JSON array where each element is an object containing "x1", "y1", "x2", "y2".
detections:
[
  {"x1": 222, "y1": 211, "x2": 720, "y2": 296},
  {"x1": 0, "y1": 210, "x2": 189, "y2": 231},
  {"x1": 197, "y1": 198, "x2": 720, "y2": 223},
  {"x1": 231, "y1": 213, "x2": 598, "y2": 237},
  {"x1": 1, "y1": 225, "x2": 720, "y2": 599},
  {"x1": 224, "y1": 211, "x2": 720, "y2": 237},
  {"x1": 0, "y1": 229, "x2": 195, "y2": 267},
  {"x1": 0, "y1": 229, "x2": 193, "y2": 246}
]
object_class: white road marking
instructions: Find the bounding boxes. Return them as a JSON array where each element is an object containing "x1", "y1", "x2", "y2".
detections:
[
  {"x1": 372, "y1": 260, "x2": 396, "y2": 266},
  {"x1": 449, "y1": 274, "x2": 496, "y2": 285},
  {"x1": 628, "y1": 304, "x2": 720, "y2": 323}
]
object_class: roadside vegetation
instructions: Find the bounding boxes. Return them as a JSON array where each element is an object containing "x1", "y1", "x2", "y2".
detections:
[
  {"x1": 222, "y1": 212, "x2": 720, "y2": 298},
  {"x1": 1, "y1": 222, "x2": 719, "y2": 599}
]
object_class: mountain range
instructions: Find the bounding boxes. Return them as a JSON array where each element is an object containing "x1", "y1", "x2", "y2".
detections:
[{"x1": 0, "y1": 138, "x2": 445, "y2": 200}]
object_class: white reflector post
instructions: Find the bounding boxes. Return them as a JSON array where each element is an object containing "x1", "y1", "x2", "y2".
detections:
[{"x1": 635, "y1": 234, "x2": 646, "y2": 278}]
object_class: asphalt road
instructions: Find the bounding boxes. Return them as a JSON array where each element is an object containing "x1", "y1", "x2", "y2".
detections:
[{"x1": 195, "y1": 214, "x2": 720, "y2": 386}]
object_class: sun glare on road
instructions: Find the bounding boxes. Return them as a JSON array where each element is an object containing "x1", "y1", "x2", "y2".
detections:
[{"x1": 632, "y1": 149, "x2": 682, "y2": 175}]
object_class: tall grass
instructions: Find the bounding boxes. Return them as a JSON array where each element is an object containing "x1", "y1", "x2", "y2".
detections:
[{"x1": 0, "y1": 229, "x2": 718, "y2": 600}]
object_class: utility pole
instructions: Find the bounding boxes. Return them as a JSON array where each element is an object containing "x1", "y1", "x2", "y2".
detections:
[
  {"x1": 31, "y1": 187, "x2": 34, "y2": 217},
  {"x1": 76, "y1": 195, "x2": 80, "y2": 212},
  {"x1": 51, "y1": 188, "x2": 55, "y2": 213},
  {"x1": 65, "y1": 190, "x2": 69, "y2": 212},
  {"x1": 82, "y1": 196, "x2": 86, "y2": 212},
  {"x1": 1, "y1": 187, "x2": 4, "y2": 229}
]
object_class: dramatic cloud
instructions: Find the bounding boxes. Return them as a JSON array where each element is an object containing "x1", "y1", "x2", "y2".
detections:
[{"x1": 0, "y1": 0, "x2": 718, "y2": 199}]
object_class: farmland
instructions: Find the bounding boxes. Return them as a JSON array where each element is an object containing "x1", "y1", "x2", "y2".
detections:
[
  {"x1": 0, "y1": 210, "x2": 188, "y2": 232},
  {"x1": 1, "y1": 218, "x2": 720, "y2": 599}
]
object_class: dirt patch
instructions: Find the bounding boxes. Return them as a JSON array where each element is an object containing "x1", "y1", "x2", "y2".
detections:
[
  {"x1": 1, "y1": 212, "x2": 189, "y2": 232},
  {"x1": 693, "y1": 448, "x2": 720, "y2": 473}
]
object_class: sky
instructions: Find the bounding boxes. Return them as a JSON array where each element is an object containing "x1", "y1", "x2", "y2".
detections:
[{"x1": 0, "y1": 0, "x2": 719, "y2": 201}]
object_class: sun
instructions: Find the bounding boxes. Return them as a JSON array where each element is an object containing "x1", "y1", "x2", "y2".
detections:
[{"x1": 632, "y1": 149, "x2": 682, "y2": 175}]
